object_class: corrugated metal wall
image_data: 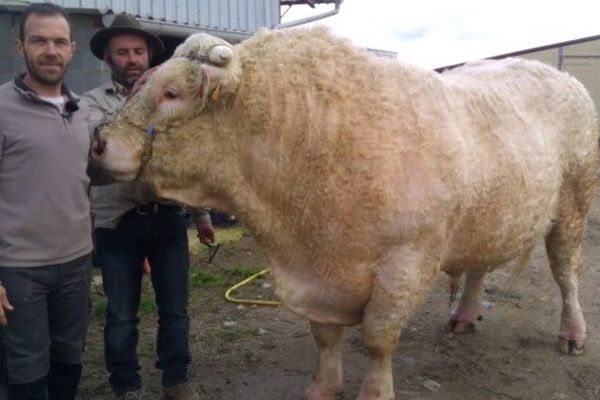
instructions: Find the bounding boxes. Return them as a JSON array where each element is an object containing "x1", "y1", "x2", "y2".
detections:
[
  {"x1": 0, "y1": 0, "x2": 281, "y2": 92},
  {"x1": 1, "y1": 0, "x2": 280, "y2": 32}
]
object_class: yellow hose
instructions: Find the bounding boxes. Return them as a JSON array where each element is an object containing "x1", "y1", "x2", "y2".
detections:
[{"x1": 224, "y1": 268, "x2": 282, "y2": 306}]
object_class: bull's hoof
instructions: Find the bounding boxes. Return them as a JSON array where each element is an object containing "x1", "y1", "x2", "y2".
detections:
[
  {"x1": 356, "y1": 387, "x2": 394, "y2": 400},
  {"x1": 304, "y1": 384, "x2": 342, "y2": 400},
  {"x1": 558, "y1": 337, "x2": 585, "y2": 356},
  {"x1": 448, "y1": 317, "x2": 480, "y2": 334}
]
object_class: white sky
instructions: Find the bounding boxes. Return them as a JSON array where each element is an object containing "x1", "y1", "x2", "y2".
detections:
[{"x1": 281, "y1": 0, "x2": 600, "y2": 69}]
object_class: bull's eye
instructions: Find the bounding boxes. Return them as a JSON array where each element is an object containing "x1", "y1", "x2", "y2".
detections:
[{"x1": 165, "y1": 88, "x2": 179, "y2": 99}]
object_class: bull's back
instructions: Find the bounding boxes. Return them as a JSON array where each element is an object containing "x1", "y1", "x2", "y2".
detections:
[{"x1": 441, "y1": 58, "x2": 597, "y2": 270}]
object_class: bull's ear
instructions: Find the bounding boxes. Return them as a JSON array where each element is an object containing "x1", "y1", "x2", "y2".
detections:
[
  {"x1": 196, "y1": 64, "x2": 226, "y2": 108},
  {"x1": 129, "y1": 66, "x2": 158, "y2": 100}
]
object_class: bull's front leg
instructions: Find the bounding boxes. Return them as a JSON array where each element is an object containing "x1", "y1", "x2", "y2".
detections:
[
  {"x1": 359, "y1": 247, "x2": 440, "y2": 400},
  {"x1": 305, "y1": 322, "x2": 344, "y2": 400}
]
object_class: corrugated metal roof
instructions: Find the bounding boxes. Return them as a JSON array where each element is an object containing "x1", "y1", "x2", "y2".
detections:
[{"x1": 0, "y1": 0, "x2": 280, "y2": 34}]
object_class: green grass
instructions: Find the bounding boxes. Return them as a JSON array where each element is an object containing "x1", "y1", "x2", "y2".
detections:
[
  {"x1": 139, "y1": 298, "x2": 157, "y2": 314},
  {"x1": 94, "y1": 299, "x2": 107, "y2": 318},
  {"x1": 224, "y1": 264, "x2": 263, "y2": 280},
  {"x1": 189, "y1": 270, "x2": 220, "y2": 287}
]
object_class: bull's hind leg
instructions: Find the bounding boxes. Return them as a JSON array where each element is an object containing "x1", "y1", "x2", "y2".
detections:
[
  {"x1": 359, "y1": 248, "x2": 439, "y2": 400},
  {"x1": 449, "y1": 271, "x2": 485, "y2": 333},
  {"x1": 305, "y1": 322, "x2": 344, "y2": 400},
  {"x1": 545, "y1": 165, "x2": 596, "y2": 355},
  {"x1": 546, "y1": 224, "x2": 587, "y2": 355}
]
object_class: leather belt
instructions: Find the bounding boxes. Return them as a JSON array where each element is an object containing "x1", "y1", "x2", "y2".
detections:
[{"x1": 134, "y1": 203, "x2": 179, "y2": 215}]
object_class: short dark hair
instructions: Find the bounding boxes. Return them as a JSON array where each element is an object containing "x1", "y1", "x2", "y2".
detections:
[{"x1": 19, "y1": 2, "x2": 72, "y2": 41}]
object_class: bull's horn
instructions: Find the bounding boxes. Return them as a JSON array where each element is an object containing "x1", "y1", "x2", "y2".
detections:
[{"x1": 208, "y1": 45, "x2": 233, "y2": 66}]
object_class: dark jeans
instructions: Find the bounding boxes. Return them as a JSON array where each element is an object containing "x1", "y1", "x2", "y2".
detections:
[
  {"x1": 94, "y1": 205, "x2": 192, "y2": 395},
  {"x1": 4, "y1": 362, "x2": 81, "y2": 400},
  {"x1": 0, "y1": 253, "x2": 92, "y2": 400}
]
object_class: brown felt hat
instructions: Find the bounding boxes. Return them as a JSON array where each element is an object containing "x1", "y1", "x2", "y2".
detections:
[{"x1": 90, "y1": 13, "x2": 164, "y2": 60}]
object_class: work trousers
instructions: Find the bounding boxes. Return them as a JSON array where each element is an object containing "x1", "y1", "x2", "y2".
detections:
[{"x1": 0, "y1": 253, "x2": 92, "y2": 400}]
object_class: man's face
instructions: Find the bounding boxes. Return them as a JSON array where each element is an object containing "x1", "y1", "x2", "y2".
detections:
[
  {"x1": 107, "y1": 34, "x2": 150, "y2": 88},
  {"x1": 16, "y1": 14, "x2": 74, "y2": 87}
]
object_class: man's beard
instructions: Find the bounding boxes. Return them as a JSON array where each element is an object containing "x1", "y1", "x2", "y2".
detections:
[
  {"x1": 23, "y1": 50, "x2": 68, "y2": 86},
  {"x1": 111, "y1": 64, "x2": 146, "y2": 89}
]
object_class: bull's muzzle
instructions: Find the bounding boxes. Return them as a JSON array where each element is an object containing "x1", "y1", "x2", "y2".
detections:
[{"x1": 92, "y1": 129, "x2": 145, "y2": 182}]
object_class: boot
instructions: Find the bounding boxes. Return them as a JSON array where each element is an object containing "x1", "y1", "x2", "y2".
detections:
[
  {"x1": 116, "y1": 390, "x2": 143, "y2": 400},
  {"x1": 162, "y1": 382, "x2": 199, "y2": 400}
]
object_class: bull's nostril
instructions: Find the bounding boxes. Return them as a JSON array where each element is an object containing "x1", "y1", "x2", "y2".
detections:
[{"x1": 91, "y1": 138, "x2": 106, "y2": 160}]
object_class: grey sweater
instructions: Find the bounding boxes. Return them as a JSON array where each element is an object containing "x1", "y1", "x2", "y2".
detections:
[{"x1": 0, "y1": 78, "x2": 93, "y2": 267}]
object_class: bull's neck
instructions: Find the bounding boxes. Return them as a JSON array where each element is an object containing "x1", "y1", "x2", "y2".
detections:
[
  {"x1": 225, "y1": 163, "x2": 295, "y2": 259},
  {"x1": 233, "y1": 189, "x2": 291, "y2": 256}
]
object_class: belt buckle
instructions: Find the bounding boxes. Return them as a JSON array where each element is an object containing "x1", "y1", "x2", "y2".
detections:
[
  {"x1": 135, "y1": 204, "x2": 149, "y2": 215},
  {"x1": 135, "y1": 203, "x2": 158, "y2": 215}
]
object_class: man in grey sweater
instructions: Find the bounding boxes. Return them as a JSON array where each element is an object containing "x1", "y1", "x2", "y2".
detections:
[
  {"x1": 0, "y1": 3, "x2": 93, "y2": 399},
  {"x1": 82, "y1": 13, "x2": 214, "y2": 400}
]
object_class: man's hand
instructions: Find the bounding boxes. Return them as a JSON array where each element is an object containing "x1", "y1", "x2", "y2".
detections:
[
  {"x1": 0, "y1": 282, "x2": 14, "y2": 326},
  {"x1": 196, "y1": 219, "x2": 215, "y2": 246}
]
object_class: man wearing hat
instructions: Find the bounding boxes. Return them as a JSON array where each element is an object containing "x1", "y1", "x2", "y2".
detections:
[{"x1": 82, "y1": 13, "x2": 214, "y2": 400}]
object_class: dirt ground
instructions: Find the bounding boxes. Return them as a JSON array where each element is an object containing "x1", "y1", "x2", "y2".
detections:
[{"x1": 78, "y1": 191, "x2": 600, "y2": 400}]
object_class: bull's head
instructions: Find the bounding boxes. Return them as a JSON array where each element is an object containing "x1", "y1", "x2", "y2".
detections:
[{"x1": 92, "y1": 33, "x2": 241, "y2": 185}]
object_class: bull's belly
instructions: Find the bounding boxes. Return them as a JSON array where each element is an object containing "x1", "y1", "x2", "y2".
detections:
[
  {"x1": 443, "y1": 206, "x2": 555, "y2": 272},
  {"x1": 441, "y1": 171, "x2": 562, "y2": 272},
  {"x1": 269, "y1": 262, "x2": 374, "y2": 326}
]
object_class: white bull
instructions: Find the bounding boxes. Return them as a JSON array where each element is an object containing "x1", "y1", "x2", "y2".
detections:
[{"x1": 94, "y1": 27, "x2": 598, "y2": 400}]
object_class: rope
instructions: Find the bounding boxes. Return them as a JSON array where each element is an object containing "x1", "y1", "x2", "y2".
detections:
[{"x1": 224, "y1": 269, "x2": 282, "y2": 306}]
